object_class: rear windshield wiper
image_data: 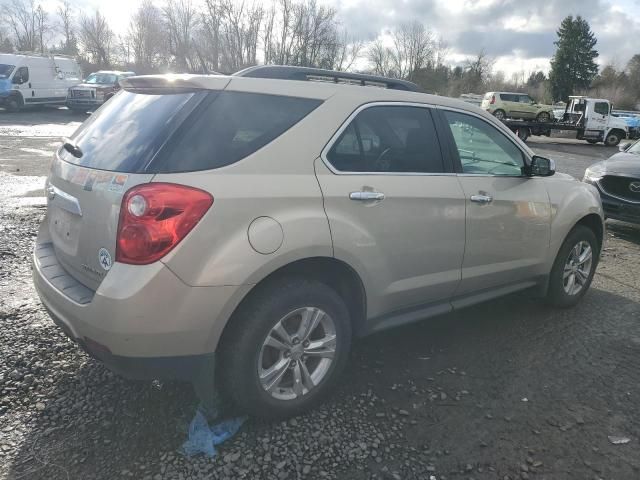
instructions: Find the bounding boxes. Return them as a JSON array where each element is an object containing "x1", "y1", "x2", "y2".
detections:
[{"x1": 62, "y1": 138, "x2": 83, "y2": 158}]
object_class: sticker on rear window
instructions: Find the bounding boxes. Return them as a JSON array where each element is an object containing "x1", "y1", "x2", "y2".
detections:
[
  {"x1": 98, "y1": 248, "x2": 112, "y2": 271},
  {"x1": 109, "y1": 174, "x2": 128, "y2": 192}
]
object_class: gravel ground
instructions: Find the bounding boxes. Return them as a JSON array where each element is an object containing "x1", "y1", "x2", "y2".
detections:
[{"x1": 1, "y1": 110, "x2": 640, "y2": 480}]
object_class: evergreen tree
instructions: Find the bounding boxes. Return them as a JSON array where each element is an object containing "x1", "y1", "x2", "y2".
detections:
[{"x1": 549, "y1": 15, "x2": 599, "y2": 101}]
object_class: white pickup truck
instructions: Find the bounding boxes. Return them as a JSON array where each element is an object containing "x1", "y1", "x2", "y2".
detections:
[{"x1": 503, "y1": 96, "x2": 629, "y2": 146}]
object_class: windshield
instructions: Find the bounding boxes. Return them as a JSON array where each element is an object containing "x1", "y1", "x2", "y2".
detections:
[
  {"x1": 84, "y1": 73, "x2": 118, "y2": 84},
  {"x1": 0, "y1": 64, "x2": 15, "y2": 79},
  {"x1": 628, "y1": 140, "x2": 640, "y2": 155}
]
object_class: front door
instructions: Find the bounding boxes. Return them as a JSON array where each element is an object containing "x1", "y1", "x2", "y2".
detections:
[
  {"x1": 586, "y1": 101, "x2": 609, "y2": 132},
  {"x1": 438, "y1": 109, "x2": 551, "y2": 295},
  {"x1": 315, "y1": 104, "x2": 466, "y2": 319}
]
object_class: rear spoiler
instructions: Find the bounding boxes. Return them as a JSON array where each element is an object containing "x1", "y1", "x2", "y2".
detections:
[{"x1": 120, "y1": 74, "x2": 230, "y2": 92}]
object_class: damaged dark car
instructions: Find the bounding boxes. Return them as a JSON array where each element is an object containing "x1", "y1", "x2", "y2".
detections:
[{"x1": 583, "y1": 139, "x2": 640, "y2": 224}]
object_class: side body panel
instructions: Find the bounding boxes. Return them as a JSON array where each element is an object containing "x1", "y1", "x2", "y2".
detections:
[
  {"x1": 544, "y1": 174, "x2": 604, "y2": 270},
  {"x1": 314, "y1": 159, "x2": 466, "y2": 319}
]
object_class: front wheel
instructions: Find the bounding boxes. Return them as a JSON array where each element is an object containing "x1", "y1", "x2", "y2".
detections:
[
  {"x1": 605, "y1": 131, "x2": 622, "y2": 147},
  {"x1": 218, "y1": 278, "x2": 352, "y2": 419},
  {"x1": 586, "y1": 139, "x2": 599, "y2": 144},
  {"x1": 5, "y1": 96, "x2": 22, "y2": 113},
  {"x1": 547, "y1": 225, "x2": 599, "y2": 308}
]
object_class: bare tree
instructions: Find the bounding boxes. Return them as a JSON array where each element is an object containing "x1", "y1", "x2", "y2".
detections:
[
  {"x1": 327, "y1": 29, "x2": 364, "y2": 71},
  {"x1": 463, "y1": 49, "x2": 493, "y2": 93},
  {"x1": 34, "y1": 4, "x2": 48, "y2": 53},
  {"x1": 57, "y1": 0, "x2": 77, "y2": 55},
  {"x1": 390, "y1": 21, "x2": 433, "y2": 80},
  {"x1": 128, "y1": 0, "x2": 166, "y2": 72},
  {"x1": 3, "y1": 0, "x2": 37, "y2": 51},
  {"x1": 163, "y1": 0, "x2": 199, "y2": 72},
  {"x1": 367, "y1": 40, "x2": 395, "y2": 77},
  {"x1": 78, "y1": 10, "x2": 114, "y2": 67}
]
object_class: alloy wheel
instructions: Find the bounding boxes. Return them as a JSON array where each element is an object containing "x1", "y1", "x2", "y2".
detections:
[
  {"x1": 562, "y1": 241, "x2": 593, "y2": 295},
  {"x1": 258, "y1": 307, "x2": 337, "y2": 400}
]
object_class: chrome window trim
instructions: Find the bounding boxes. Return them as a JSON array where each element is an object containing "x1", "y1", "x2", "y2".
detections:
[{"x1": 319, "y1": 101, "x2": 455, "y2": 177}]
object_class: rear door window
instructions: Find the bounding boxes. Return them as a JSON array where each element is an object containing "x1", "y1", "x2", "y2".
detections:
[
  {"x1": 327, "y1": 106, "x2": 445, "y2": 173},
  {"x1": 152, "y1": 92, "x2": 322, "y2": 173}
]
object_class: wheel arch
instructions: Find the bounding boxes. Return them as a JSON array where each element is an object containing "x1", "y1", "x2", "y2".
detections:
[
  {"x1": 215, "y1": 256, "x2": 368, "y2": 352},
  {"x1": 575, "y1": 213, "x2": 604, "y2": 252}
]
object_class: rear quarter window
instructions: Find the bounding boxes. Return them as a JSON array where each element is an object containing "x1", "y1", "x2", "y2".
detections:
[{"x1": 152, "y1": 92, "x2": 322, "y2": 173}]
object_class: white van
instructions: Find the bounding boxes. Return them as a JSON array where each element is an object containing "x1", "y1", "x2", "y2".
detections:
[{"x1": 0, "y1": 53, "x2": 82, "y2": 112}]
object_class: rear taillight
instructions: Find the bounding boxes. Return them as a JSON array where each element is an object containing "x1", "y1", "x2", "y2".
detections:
[
  {"x1": 490, "y1": 95, "x2": 496, "y2": 105},
  {"x1": 116, "y1": 183, "x2": 213, "y2": 265}
]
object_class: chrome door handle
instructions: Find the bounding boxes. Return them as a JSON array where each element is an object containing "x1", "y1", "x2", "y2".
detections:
[
  {"x1": 470, "y1": 194, "x2": 493, "y2": 204},
  {"x1": 349, "y1": 191, "x2": 385, "y2": 201}
]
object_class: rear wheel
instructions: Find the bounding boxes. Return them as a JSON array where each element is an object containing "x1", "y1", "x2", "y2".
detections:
[
  {"x1": 218, "y1": 278, "x2": 352, "y2": 419},
  {"x1": 493, "y1": 109, "x2": 506, "y2": 121},
  {"x1": 536, "y1": 111, "x2": 551, "y2": 123},
  {"x1": 605, "y1": 131, "x2": 622, "y2": 147},
  {"x1": 547, "y1": 225, "x2": 599, "y2": 308}
]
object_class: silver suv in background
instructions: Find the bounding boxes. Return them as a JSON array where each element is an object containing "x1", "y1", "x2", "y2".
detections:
[{"x1": 33, "y1": 67, "x2": 604, "y2": 418}]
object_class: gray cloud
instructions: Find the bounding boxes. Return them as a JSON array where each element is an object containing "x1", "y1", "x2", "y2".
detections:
[{"x1": 334, "y1": 0, "x2": 640, "y2": 71}]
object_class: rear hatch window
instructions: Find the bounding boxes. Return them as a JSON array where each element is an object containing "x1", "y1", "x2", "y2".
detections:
[{"x1": 60, "y1": 90, "x2": 322, "y2": 173}]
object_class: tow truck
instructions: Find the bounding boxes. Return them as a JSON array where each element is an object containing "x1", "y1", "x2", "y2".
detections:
[{"x1": 502, "y1": 96, "x2": 629, "y2": 146}]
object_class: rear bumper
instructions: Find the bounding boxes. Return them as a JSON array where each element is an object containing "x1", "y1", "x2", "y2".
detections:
[
  {"x1": 44, "y1": 302, "x2": 212, "y2": 379},
  {"x1": 32, "y1": 238, "x2": 250, "y2": 372}
]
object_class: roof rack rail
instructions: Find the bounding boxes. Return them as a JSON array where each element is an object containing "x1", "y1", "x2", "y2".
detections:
[
  {"x1": 12, "y1": 51, "x2": 77, "y2": 59},
  {"x1": 233, "y1": 65, "x2": 422, "y2": 92}
]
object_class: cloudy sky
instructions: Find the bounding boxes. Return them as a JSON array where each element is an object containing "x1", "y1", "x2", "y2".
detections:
[{"x1": 43, "y1": 0, "x2": 640, "y2": 75}]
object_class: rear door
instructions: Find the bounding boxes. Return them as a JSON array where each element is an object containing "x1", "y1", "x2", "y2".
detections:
[
  {"x1": 437, "y1": 109, "x2": 551, "y2": 296},
  {"x1": 315, "y1": 103, "x2": 466, "y2": 320},
  {"x1": 500, "y1": 93, "x2": 519, "y2": 117},
  {"x1": 517, "y1": 94, "x2": 536, "y2": 119}
]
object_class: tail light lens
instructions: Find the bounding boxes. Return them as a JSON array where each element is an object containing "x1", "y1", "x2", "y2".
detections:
[
  {"x1": 116, "y1": 183, "x2": 213, "y2": 265},
  {"x1": 490, "y1": 95, "x2": 496, "y2": 105}
]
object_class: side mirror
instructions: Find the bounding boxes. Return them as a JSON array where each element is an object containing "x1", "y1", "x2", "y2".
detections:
[
  {"x1": 12, "y1": 74, "x2": 22, "y2": 85},
  {"x1": 529, "y1": 155, "x2": 555, "y2": 177}
]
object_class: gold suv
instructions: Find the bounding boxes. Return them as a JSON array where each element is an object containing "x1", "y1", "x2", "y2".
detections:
[{"x1": 33, "y1": 67, "x2": 603, "y2": 418}]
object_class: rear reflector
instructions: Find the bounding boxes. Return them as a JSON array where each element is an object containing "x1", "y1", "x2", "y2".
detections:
[{"x1": 116, "y1": 183, "x2": 213, "y2": 265}]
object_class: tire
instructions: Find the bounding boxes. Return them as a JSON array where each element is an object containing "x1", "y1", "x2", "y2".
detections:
[
  {"x1": 516, "y1": 127, "x2": 530, "y2": 142},
  {"x1": 605, "y1": 131, "x2": 622, "y2": 147},
  {"x1": 586, "y1": 139, "x2": 599, "y2": 144},
  {"x1": 5, "y1": 96, "x2": 22, "y2": 113},
  {"x1": 547, "y1": 225, "x2": 599, "y2": 308},
  {"x1": 536, "y1": 111, "x2": 551, "y2": 123},
  {"x1": 218, "y1": 277, "x2": 352, "y2": 419},
  {"x1": 493, "y1": 109, "x2": 506, "y2": 121}
]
